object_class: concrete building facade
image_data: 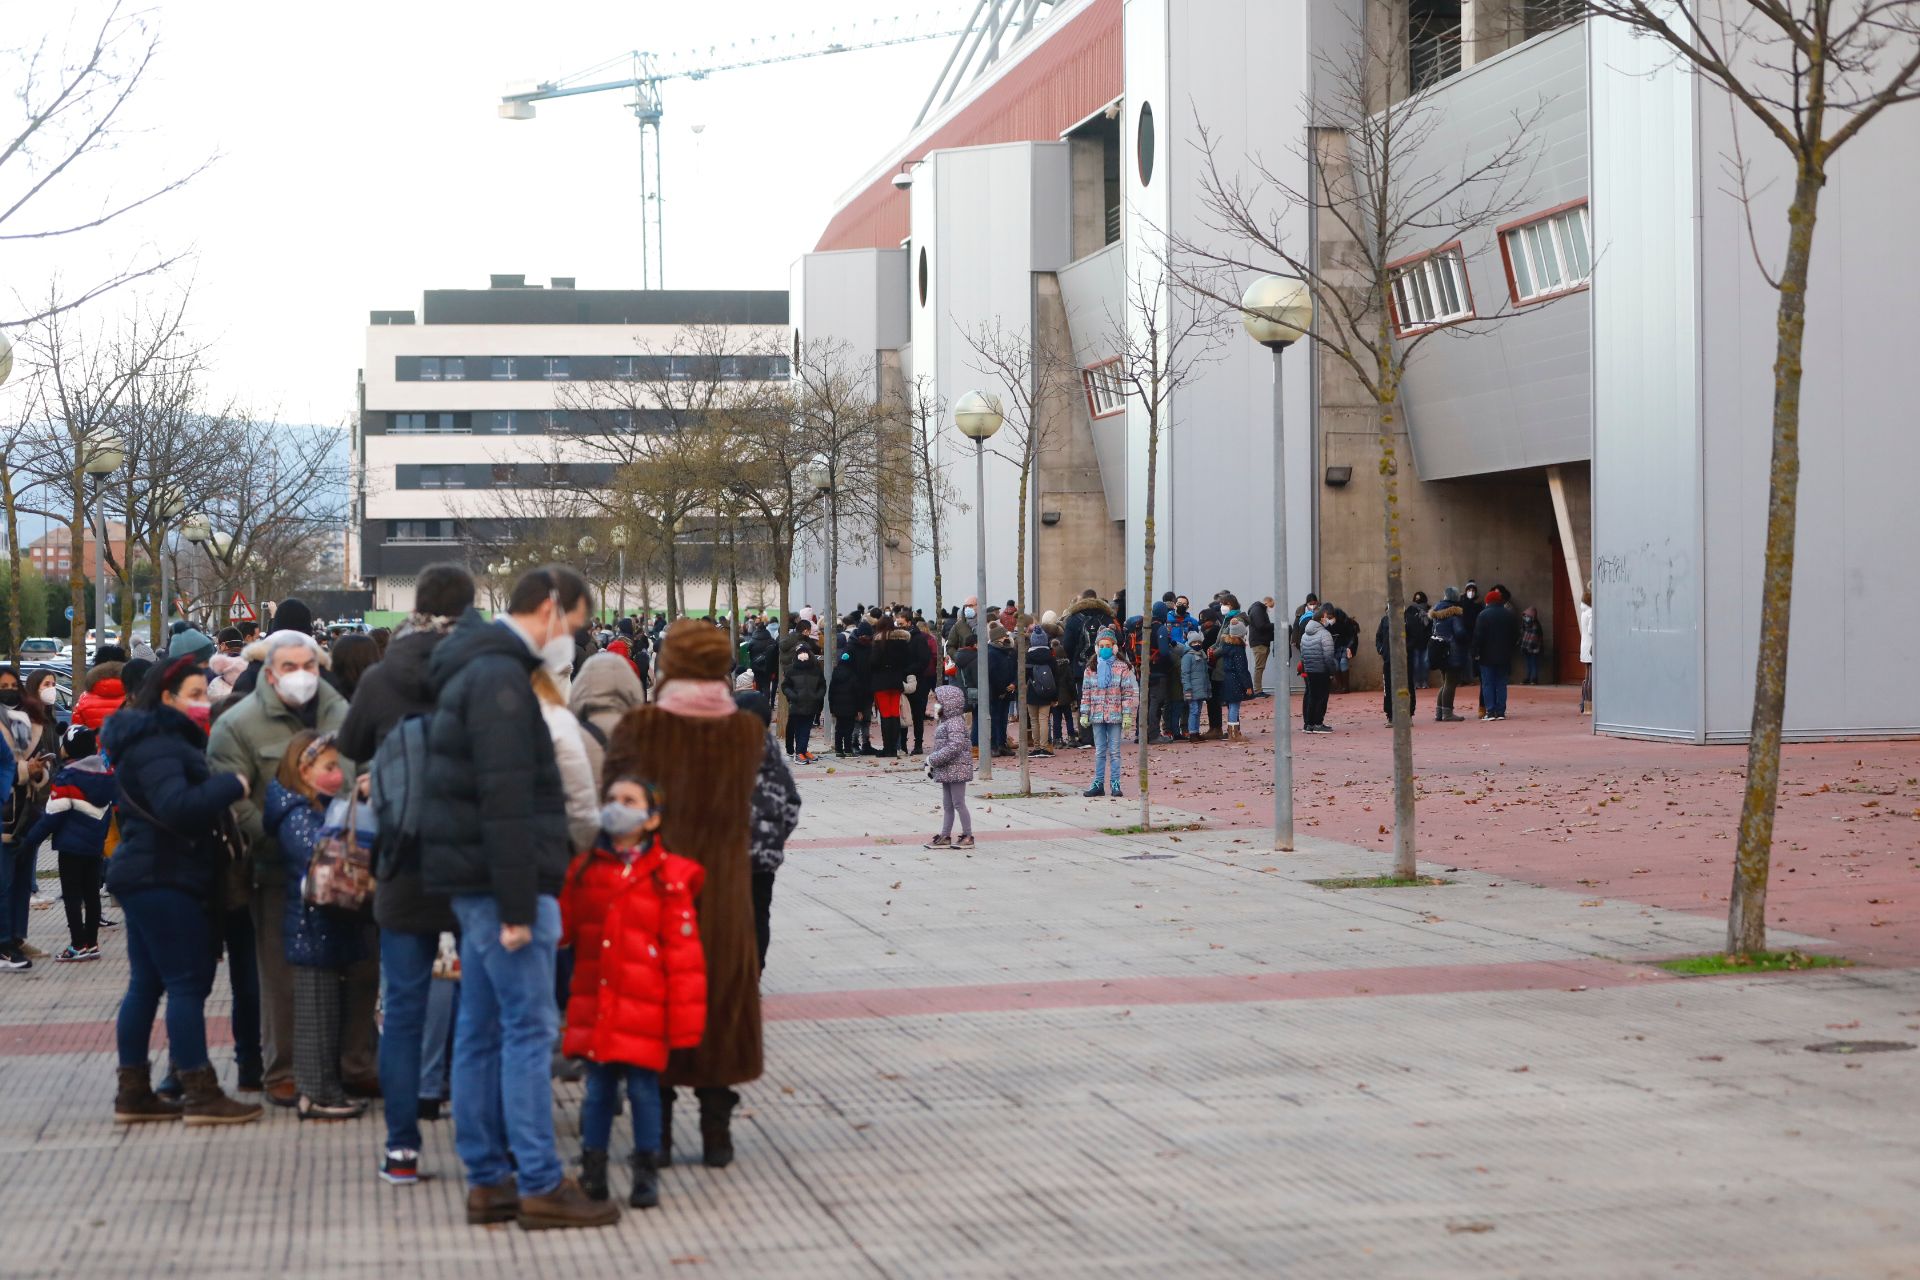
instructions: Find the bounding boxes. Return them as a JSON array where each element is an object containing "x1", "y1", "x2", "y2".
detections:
[{"x1": 790, "y1": 0, "x2": 1919, "y2": 742}]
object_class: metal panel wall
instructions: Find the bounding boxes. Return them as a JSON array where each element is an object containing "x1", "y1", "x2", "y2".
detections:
[
  {"x1": 1393, "y1": 24, "x2": 1592, "y2": 482},
  {"x1": 1587, "y1": 15, "x2": 1703, "y2": 738}
]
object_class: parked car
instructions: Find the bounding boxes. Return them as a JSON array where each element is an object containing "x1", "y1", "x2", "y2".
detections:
[{"x1": 17, "y1": 637, "x2": 61, "y2": 660}]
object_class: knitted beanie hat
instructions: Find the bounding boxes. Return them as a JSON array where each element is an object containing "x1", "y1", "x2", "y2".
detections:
[{"x1": 658, "y1": 618, "x2": 733, "y2": 682}]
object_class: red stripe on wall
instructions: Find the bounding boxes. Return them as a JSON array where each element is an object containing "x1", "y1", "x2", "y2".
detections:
[{"x1": 814, "y1": 0, "x2": 1123, "y2": 253}]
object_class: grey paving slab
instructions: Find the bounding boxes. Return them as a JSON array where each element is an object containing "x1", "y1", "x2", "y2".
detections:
[{"x1": 0, "y1": 759, "x2": 1915, "y2": 1279}]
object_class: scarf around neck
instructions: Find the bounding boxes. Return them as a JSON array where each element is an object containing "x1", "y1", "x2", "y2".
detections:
[
  {"x1": 1094, "y1": 652, "x2": 1116, "y2": 688},
  {"x1": 655, "y1": 678, "x2": 737, "y2": 719}
]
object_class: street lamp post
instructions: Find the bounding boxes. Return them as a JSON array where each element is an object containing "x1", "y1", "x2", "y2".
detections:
[
  {"x1": 808, "y1": 459, "x2": 837, "y2": 742},
  {"x1": 577, "y1": 535, "x2": 599, "y2": 620},
  {"x1": 82, "y1": 430, "x2": 124, "y2": 674},
  {"x1": 1241, "y1": 275, "x2": 1315, "y2": 852},
  {"x1": 154, "y1": 488, "x2": 187, "y2": 645},
  {"x1": 954, "y1": 390, "x2": 1004, "y2": 781},
  {"x1": 610, "y1": 524, "x2": 629, "y2": 618}
]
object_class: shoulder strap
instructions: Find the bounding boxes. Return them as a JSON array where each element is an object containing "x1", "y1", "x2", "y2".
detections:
[{"x1": 577, "y1": 718, "x2": 609, "y2": 748}]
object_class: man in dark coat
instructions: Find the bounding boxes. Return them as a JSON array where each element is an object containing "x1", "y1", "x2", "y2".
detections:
[
  {"x1": 983, "y1": 624, "x2": 1017, "y2": 756},
  {"x1": 1470, "y1": 586, "x2": 1521, "y2": 721},
  {"x1": 903, "y1": 618, "x2": 939, "y2": 754},
  {"x1": 746, "y1": 620, "x2": 778, "y2": 694},
  {"x1": 420, "y1": 566, "x2": 612, "y2": 1230},
  {"x1": 1247, "y1": 596, "x2": 1277, "y2": 696},
  {"x1": 336, "y1": 563, "x2": 471, "y2": 1185}
]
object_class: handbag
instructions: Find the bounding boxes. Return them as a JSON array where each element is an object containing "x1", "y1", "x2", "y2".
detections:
[
  {"x1": 302, "y1": 795, "x2": 376, "y2": 913},
  {"x1": 903, "y1": 674, "x2": 918, "y2": 694}
]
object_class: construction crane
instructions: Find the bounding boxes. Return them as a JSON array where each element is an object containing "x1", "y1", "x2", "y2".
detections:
[{"x1": 500, "y1": 22, "x2": 973, "y2": 290}]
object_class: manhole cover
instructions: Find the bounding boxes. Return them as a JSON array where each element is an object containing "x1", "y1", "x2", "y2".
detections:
[
  {"x1": 1804, "y1": 1040, "x2": 1916, "y2": 1055},
  {"x1": 1120, "y1": 853, "x2": 1176, "y2": 861}
]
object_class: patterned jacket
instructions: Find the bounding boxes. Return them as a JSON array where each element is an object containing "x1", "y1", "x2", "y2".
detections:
[
  {"x1": 1078, "y1": 657, "x2": 1139, "y2": 725},
  {"x1": 747, "y1": 734, "x2": 802, "y2": 874}
]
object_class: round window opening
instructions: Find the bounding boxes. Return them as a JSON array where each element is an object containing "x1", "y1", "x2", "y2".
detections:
[
  {"x1": 918, "y1": 247, "x2": 929, "y2": 306},
  {"x1": 1137, "y1": 102, "x2": 1155, "y2": 186}
]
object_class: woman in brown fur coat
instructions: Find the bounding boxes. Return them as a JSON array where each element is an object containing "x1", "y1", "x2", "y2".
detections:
[{"x1": 601, "y1": 619, "x2": 766, "y2": 1168}]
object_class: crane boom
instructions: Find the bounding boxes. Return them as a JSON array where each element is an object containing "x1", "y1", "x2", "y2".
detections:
[{"x1": 499, "y1": 24, "x2": 971, "y2": 289}]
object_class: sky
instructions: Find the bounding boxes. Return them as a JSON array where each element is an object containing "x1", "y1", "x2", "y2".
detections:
[{"x1": 6, "y1": 0, "x2": 969, "y2": 427}]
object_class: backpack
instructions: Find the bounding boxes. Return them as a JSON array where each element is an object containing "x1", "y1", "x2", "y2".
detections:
[
  {"x1": 1026, "y1": 656, "x2": 1058, "y2": 705},
  {"x1": 368, "y1": 713, "x2": 431, "y2": 881}
]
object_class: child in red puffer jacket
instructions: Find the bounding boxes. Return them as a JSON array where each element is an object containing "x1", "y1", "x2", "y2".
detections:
[{"x1": 559, "y1": 777, "x2": 706, "y2": 1210}]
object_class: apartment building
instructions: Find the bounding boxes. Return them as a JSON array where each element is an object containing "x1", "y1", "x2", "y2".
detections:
[{"x1": 354, "y1": 276, "x2": 788, "y2": 611}]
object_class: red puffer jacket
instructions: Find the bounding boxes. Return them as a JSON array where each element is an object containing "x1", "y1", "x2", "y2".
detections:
[
  {"x1": 72, "y1": 679, "x2": 126, "y2": 731},
  {"x1": 560, "y1": 839, "x2": 707, "y2": 1071}
]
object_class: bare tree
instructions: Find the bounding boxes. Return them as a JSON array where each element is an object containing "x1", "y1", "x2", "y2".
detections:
[
  {"x1": 1575, "y1": 2, "x2": 1920, "y2": 953},
  {"x1": 21, "y1": 287, "x2": 193, "y2": 681},
  {"x1": 1178, "y1": 14, "x2": 1548, "y2": 877},
  {"x1": 904, "y1": 373, "x2": 966, "y2": 625},
  {"x1": 1097, "y1": 264, "x2": 1226, "y2": 829},
  {"x1": 792, "y1": 337, "x2": 889, "y2": 654},
  {"x1": 964, "y1": 318, "x2": 1069, "y2": 797},
  {"x1": 0, "y1": 2, "x2": 214, "y2": 326}
]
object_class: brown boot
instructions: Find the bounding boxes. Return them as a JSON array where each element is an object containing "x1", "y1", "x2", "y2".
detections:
[
  {"x1": 516, "y1": 1177, "x2": 620, "y2": 1230},
  {"x1": 179, "y1": 1065, "x2": 263, "y2": 1126},
  {"x1": 114, "y1": 1065, "x2": 182, "y2": 1124},
  {"x1": 466, "y1": 1178, "x2": 520, "y2": 1225}
]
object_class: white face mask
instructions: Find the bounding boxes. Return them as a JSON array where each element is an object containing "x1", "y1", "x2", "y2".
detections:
[
  {"x1": 541, "y1": 633, "x2": 574, "y2": 676},
  {"x1": 274, "y1": 669, "x2": 319, "y2": 707}
]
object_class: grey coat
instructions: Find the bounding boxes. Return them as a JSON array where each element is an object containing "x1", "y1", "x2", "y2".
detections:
[
  {"x1": 1299, "y1": 619, "x2": 1338, "y2": 675},
  {"x1": 924, "y1": 685, "x2": 975, "y2": 783}
]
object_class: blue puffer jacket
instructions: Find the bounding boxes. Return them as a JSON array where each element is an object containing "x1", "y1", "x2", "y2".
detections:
[
  {"x1": 101, "y1": 707, "x2": 246, "y2": 903},
  {"x1": 1210, "y1": 637, "x2": 1254, "y2": 703},
  {"x1": 266, "y1": 780, "x2": 364, "y2": 969},
  {"x1": 12, "y1": 755, "x2": 116, "y2": 858}
]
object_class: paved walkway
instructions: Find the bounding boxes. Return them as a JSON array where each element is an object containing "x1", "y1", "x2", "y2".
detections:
[{"x1": 2, "y1": 750, "x2": 1917, "y2": 1278}]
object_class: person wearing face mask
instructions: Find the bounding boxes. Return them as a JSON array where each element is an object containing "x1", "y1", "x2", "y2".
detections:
[
  {"x1": 101, "y1": 657, "x2": 259, "y2": 1124},
  {"x1": 264, "y1": 731, "x2": 367, "y2": 1121},
  {"x1": 207, "y1": 629, "x2": 354, "y2": 1109},
  {"x1": 1077, "y1": 627, "x2": 1138, "y2": 798},
  {"x1": 559, "y1": 777, "x2": 706, "y2": 1210},
  {"x1": 419, "y1": 565, "x2": 615, "y2": 1230},
  {"x1": 947, "y1": 596, "x2": 979, "y2": 652}
]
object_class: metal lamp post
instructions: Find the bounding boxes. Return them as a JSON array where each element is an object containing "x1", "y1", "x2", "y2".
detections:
[
  {"x1": 953, "y1": 390, "x2": 1004, "y2": 780},
  {"x1": 1240, "y1": 274, "x2": 1315, "y2": 852},
  {"x1": 154, "y1": 488, "x2": 187, "y2": 642},
  {"x1": 182, "y1": 515, "x2": 212, "y2": 629},
  {"x1": 808, "y1": 459, "x2": 837, "y2": 741},
  {"x1": 82, "y1": 430, "x2": 124, "y2": 668},
  {"x1": 610, "y1": 524, "x2": 629, "y2": 618},
  {"x1": 577, "y1": 535, "x2": 599, "y2": 620}
]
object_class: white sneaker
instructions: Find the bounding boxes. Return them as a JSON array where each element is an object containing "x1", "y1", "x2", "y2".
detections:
[{"x1": 30, "y1": 891, "x2": 54, "y2": 910}]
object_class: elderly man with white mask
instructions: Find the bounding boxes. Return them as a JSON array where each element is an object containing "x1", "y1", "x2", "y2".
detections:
[{"x1": 208, "y1": 628, "x2": 359, "y2": 1106}]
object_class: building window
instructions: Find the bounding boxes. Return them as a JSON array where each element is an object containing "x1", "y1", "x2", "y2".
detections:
[
  {"x1": 770, "y1": 355, "x2": 790, "y2": 380},
  {"x1": 443, "y1": 357, "x2": 465, "y2": 381},
  {"x1": 719, "y1": 356, "x2": 743, "y2": 380},
  {"x1": 419, "y1": 357, "x2": 441, "y2": 381},
  {"x1": 1388, "y1": 243, "x2": 1474, "y2": 335},
  {"x1": 483, "y1": 410, "x2": 517, "y2": 434},
  {"x1": 490, "y1": 356, "x2": 516, "y2": 380},
  {"x1": 389, "y1": 519, "x2": 457, "y2": 543},
  {"x1": 543, "y1": 356, "x2": 570, "y2": 379},
  {"x1": 392, "y1": 413, "x2": 426, "y2": 434},
  {"x1": 1082, "y1": 359, "x2": 1127, "y2": 419},
  {"x1": 668, "y1": 356, "x2": 693, "y2": 381},
  {"x1": 491, "y1": 464, "x2": 516, "y2": 487},
  {"x1": 1409, "y1": 0, "x2": 1463, "y2": 93},
  {"x1": 613, "y1": 356, "x2": 636, "y2": 378},
  {"x1": 417, "y1": 464, "x2": 466, "y2": 490},
  {"x1": 1525, "y1": 0, "x2": 1583, "y2": 36},
  {"x1": 1137, "y1": 102, "x2": 1155, "y2": 185},
  {"x1": 1499, "y1": 201, "x2": 1591, "y2": 303}
]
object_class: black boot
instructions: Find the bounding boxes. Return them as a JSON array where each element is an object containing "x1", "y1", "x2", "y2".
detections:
[
  {"x1": 628, "y1": 1149, "x2": 660, "y2": 1209},
  {"x1": 697, "y1": 1087, "x2": 739, "y2": 1168},
  {"x1": 657, "y1": 1086, "x2": 675, "y2": 1165},
  {"x1": 579, "y1": 1148, "x2": 610, "y2": 1201}
]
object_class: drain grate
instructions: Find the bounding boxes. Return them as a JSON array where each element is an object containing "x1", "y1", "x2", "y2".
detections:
[
  {"x1": 1120, "y1": 853, "x2": 1177, "y2": 861},
  {"x1": 1804, "y1": 1040, "x2": 1916, "y2": 1055}
]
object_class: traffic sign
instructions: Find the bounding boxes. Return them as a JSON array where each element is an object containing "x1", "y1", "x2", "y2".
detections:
[
  {"x1": 64, "y1": 606, "x2": 74, "y2": 621},
  {"x1": 228, "y1": 590, "x2": 258, "y2": 622}
]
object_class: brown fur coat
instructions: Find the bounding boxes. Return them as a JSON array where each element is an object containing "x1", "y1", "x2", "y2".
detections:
[{"x1": 602, "y1": 704, "x2": 766, "y2": 1087}]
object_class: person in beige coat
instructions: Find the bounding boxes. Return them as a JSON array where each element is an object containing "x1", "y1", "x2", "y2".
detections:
[{"x1": 567, "y1": 652, "x2": 646, "y2": 793}]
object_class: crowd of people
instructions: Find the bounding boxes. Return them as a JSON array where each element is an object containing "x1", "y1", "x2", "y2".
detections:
[
  {"x1": 0, "y1": 560, "x2": 1594, "y2": 1230},
  {"x1": 0, "y1": 566, "x2": 802, "y2": 1231}
]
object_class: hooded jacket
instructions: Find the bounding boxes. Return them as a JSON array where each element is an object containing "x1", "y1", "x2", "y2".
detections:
[
  {"x1": 1210, "y1": 632, "x2": 1254, "y2": 701},
  {"x1": 924, "y1": 684, "x2": 975, "y2": 783},
  {"x1": 779, "y1": 636, "x2": 826, "y2": 719},
  {"x1": 266, "y1": 780, "x2": 364, "y2": 969},
  {"x1": 569, "y1": 651, "x2": 647, "y2": 788},
  {"x1": 560, "y1": 839, "x2": 707, "y2": 1072},
  {"x1": 1060, "y1": 597, "x2": 1116, "y2": 668},
  {"x1": 72, "y1": 664, "x2": 127, "y2": 731},
  {"x1": 418, "y1": 609, "x2": 570, "y2": 926},
  {"x1": 1429, "y1": 596, "x2": 1470, "y2": 671},
  {"x1": 1299, "y1": 619, "x2": 1338, "y2": 675},
  {"x1": 867, "y1": 622, "x2": 913, "y2": 694},
  {"x1": 13, "y1": 754, "x2": 116, "y2": 858},
  {"x1": 101, "y1": 706, "x2": 246, "y2": 903},
  {"x1": 1178, "y1": 642, "x2": 1211, "y2": 701}
]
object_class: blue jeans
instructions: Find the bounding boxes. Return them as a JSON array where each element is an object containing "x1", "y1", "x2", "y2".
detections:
[
  {"x1": 580, "y1": 1062, "x2": 663, "y2": 1153},
  {"x1": 449, "y1": 894, "x2": 563, "y2": 1195},
  {"x1": 423, "y1": 976, "x2": 457, "y2": 1101},
  {"x1": 379, "y1": 928, "x2": 437, "y2": 1152},
  {"x1": 222, "y1": 905, "x2": 263, "y2": 1081},
  {"x1": 1090, "y1": 722, "x2": 1123, "y2": 791},
  {"x1": 1411, "y1": 646, "x2": 1431, "y2": 688},
  {"x1": 1480, "y1": 665, "x2": 1510, "y2": 718},
  {"x1": 1224, "y1": 699, "x2": 1242, "y2": 726},
  {"x1": 1523, "y1": 652, "x2": 1541, "y2": 683},
  {"x1": 1185, "y1": 700, "x2": 1203, "y2": 735},
  {"x1": 117, "y1": 888, "x2": 216, "y2": 1071}
]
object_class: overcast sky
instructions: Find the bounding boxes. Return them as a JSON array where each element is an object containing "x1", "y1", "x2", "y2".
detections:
[{"x1": 8, "y1": 0, "x2": 964, "y2": 426}]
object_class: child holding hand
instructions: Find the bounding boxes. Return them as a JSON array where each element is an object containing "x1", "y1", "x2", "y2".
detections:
[{"x1": 560, "y1": 777, "x2": 707, "y2": 1210}]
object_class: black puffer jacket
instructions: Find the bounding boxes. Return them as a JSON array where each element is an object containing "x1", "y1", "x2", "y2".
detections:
[
  {"x1": 102, "y1": 706, "x2": 247, "y2": 904},
  {"x1": 418, "y1": 610, "x2": 568, "y2": 927},
  {"x1": 868, "y1": 625, "x2": 912, "y2": 694},
  {"x1": 781, "y1": 637, "x2": 826, "y2": 718},
  {"x1": 336, "y1": 625, "x2": 458, "y2": 935}
]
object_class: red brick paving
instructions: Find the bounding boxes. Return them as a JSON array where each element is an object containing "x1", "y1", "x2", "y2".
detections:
[{"x1": 1027, "y1": 685, "x2": 1920, "y2": 965}]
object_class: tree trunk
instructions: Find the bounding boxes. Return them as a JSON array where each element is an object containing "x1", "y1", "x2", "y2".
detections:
[
  {"x1": 929, "y1": 495, "x2": 946, "y2": 626},
  {"x1": 773, "y1": 533, "x2": 792, "y2": 737},
  {"x1": 665, "y1": 534, "x2": 680, "y2": 619},
  {"x1": 726, "y1": 515, "x2": 740, "y2": 652},
  {"x1": 1138, "y1": 414, "x2": 1160, "y2": 830},
  {"x1": 1728, "y1": 167, "x2": 1823, "y2": 957},
  {"x1": 1015, "y1": 464, "x2": 1032, "y2": 797},
  {"x1": 1, "y1": 462, "x2": 24, "y2": 664},
  {"x1": 68, "y1": 471, "x2": 89, "y2": 686},
  {"x1": 1376, "y1": 388, "x2": 1418, "y2": 879}
]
